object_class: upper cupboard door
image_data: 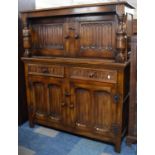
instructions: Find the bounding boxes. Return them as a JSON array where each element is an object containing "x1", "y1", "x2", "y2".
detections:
[
  {"x1": 78, "y1": 16, "x2": 115, "y2": 59},
  {"x1": 30, "y1": 17, "x2": 67, "y2": 57}
]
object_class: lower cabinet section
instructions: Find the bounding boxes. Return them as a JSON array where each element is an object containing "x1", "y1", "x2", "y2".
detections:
[{"x1": 24, "y1": 62, "x2": 129, "y2": 153}]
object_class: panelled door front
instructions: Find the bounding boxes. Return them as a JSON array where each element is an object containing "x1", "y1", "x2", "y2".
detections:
[
  {"x1": 30, "y1": 17, "x2": 67, "y2": 57},
  {"x1": 28, "y1": 76, "x2": 67, "y2": 124},
  {"x1": 75, "y1": 15, "x2": 116, "y2": 59},
  {"x1": 70, "y1": 81, "x2": 117, "y2": 136}
]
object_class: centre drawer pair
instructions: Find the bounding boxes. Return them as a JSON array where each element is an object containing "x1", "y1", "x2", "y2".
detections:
[{"x1": 28, "y1": 64, "x2": 117, "y2": 84}]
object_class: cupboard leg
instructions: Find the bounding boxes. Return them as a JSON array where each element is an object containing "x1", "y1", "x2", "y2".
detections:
[
  {"x1": 114, "y1": 139, "x2": 121, "y2": 153},
  {"x1": 126, "y1": 137, "x2": 132, "y2": 147},
  {"x1": 29, "y1": 120, "x2": 35, "y2": 128}
]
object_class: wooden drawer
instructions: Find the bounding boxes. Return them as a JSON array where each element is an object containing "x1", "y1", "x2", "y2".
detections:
[
  {"x1": 28, "y1": 64, "x2": 64, "y2": 78},
  {"x1": 69, "y1": 67, "x2": 117, "y2": 83}
]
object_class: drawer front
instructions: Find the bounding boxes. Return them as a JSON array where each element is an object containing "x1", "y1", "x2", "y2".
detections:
[
  {"x1": 70, "y1": 67, "x2": 117, "y2": 83},
  {"x1": 28, "y1": 64, "x2": 64, "y2": 78}
]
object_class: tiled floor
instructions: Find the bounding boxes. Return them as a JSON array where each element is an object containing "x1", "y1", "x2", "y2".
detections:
[{"x1": 18, "y1": 122, "x2": 137, "y2": 155}]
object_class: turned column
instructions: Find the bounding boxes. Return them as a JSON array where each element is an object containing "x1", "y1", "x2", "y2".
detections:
[
  {"x1": 22, "y1": 17, "x2": 32, "y2": 57},
  {"x1": 115, "y1": 5, "x2": 127, "y2": 63}
]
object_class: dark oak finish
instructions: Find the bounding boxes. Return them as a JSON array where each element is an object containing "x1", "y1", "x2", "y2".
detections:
[
  {"x1": 21, "y1": 1, "x2": 134, "y2": 152},
  {"x1": 18, "y1": 0, "x2": 35, "y2": 125},
  {"x1": 126, "y1": 35, "x2": 137, "y2": 145}
]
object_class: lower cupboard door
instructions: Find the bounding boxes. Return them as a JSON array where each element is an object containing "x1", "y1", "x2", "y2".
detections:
[
  {"x1": 70, "y1": 82, "x2": 117, "y2": 135},
  {"x1": 29, "y1": 76, "x2": 66, "y2": 125}
]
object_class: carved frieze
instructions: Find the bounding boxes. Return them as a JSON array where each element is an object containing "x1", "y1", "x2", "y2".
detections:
[
  {"x1": 28, "y1": 64, "x2": 64, "y2": 77},
  {"x1": 70, "y1": 67, "x2": 117, "y2": 83}
]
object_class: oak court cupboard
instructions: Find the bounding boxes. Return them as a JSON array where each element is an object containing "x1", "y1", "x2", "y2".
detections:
[{"x1": 21, "y1": 1, "x2": 134, "y2": 152}]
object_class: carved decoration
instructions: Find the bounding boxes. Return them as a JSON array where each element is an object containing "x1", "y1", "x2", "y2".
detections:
[
  {"x1": 94, "y1": 91, "x2": 112, "y2": 132},
  {"x1": 80, "y1": 22, "x2": 113, "y2": 51},
  {"x1": 48, "y1": 84, "x2": 62, "y2": 121},
  {"x1": 70, "y1": 67, "x2": 117, "y2": 83},
  {"x1": 31, "y1": 24, "x2": 64, "y2": 49},
  {"x1": 28, "y1": 64, "x2": 64, "y2": 77},
  {"x1": 116, "y1": 4, "x2": 127, "y2": 63},
  {"x1": 75, "y1": 88, "x2": 92, "y2": 128},
  {"x1": 23, "y1": 22, "x2": 32, "y2": 57}
]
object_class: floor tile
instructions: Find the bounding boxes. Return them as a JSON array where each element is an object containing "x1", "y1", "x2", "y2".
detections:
[
  {"x1": 34, "y1": 126, "x2": 59, "y2": 137},
  {"x1": 68, "y1": 138, "x2": 106, "y2": 155},
  {"x1": 19, "y1": 122, "x2": 137, "y2": 155},
  {"x1": 100, "y1": 153, "x2": 111, "y2": 155},
  {"x1": 18, "y1": 146, "x2": 35, "y2": 155}
]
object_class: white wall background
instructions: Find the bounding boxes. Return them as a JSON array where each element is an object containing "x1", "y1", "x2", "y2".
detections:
[{"x1": 35, "y1": 0, "x2": 137, "y2": 18}]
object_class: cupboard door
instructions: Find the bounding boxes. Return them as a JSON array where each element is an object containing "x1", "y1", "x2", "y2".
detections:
[
  {"x1": 70, "y1": 82, "x2": 117, "y2": 135},
  {"x1": 47, "y1": 79, "x2": 66, "y2": 123},
  {"x1": 29, "y1": 76, "x2": 65, "y2": 124},
  {"x1": 78, "y1": 20, "x2": 115, "y2": 58},
  {"x1": 31, "y1": 22, "x2": 66, "y2": 56},
  {"x1": 70, "y1": 83, "x2": 93, "y2": 131},
  {"x1": 29, "y1": 78, "x2": 48, "y2": 119},
  {"x1": 93, "y1": 89, "x2": 114, "y2": 134}
]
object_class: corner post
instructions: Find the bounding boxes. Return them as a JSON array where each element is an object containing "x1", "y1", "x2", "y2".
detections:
[
  {"x1": 116, "y1": 4, "x2": 127, "y2": 63},
  {"x1": 22, "y1": 15, "x2": 32, "y2": 57}
]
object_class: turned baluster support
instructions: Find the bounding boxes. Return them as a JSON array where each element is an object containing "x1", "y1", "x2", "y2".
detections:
[
  {"x1": 22, "y1": 18, "x2": 32, "y2": 57},
  {"x1": 115, "y1": 5, "x2": 127, "y2": 63}
]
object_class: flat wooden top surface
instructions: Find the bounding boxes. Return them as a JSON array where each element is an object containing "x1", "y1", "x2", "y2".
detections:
[
  {"x1": 22, "y1": 57, "x2": 130, "y2": 69},
  {"x1": 21, "y1": 1, "x2": 134, "y2": 13}
]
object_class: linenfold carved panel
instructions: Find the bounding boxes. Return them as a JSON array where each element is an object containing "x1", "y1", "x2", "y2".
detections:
[
  {"x1": 80, "y1": 21, "x2": 114, "y2": 51},
  {"x1": 94, "y1": 91, "x2": 112, "y2": 132},
  {"x1": 48, "y1": 84, "x2": 62, "y2": 121},
  {"x1": 31, "y1": 24, "x2": 64, "y2": 49},
  {"x1": 75, "y1": 88, "x2": 92, "y2": 129}
]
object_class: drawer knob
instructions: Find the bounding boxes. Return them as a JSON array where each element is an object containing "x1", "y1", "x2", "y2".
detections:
[
  {"x1": 65, "y1": 92, "x2": 71, "y2": 96},
  {"x1": 61, "y1": 102, "x2": 66, "y2": 107},
  {"x1": 65, "y1": 35, "x2": 70, "y2": 39},
  {"x1": 89, "y1": 72, "x2": 96, "y2": 78},
  {"x1": 42, "y1": 68, "x2": 48, "y2": 73},
  {"x1": 69, "y1": 104, "x2": 74, "y2": 109},
  {"x1": 107, "y1": 75, "x2": 111, "y2": 79},
  {"x1": 74, "y1": 34, "x2": 80, "y2": 39}
]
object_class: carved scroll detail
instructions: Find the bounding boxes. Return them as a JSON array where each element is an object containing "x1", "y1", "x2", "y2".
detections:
[
  {"x1": 116, "y1": 5, "x2": 127, "y2": 63},
  {"x1": 23, "y1": 22, "x2": 31, "y2": 57}
]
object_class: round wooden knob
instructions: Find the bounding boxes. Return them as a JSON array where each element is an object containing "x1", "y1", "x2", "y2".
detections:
[
  {"x1": 74, "y1": 34, "x2": 80, "y2": 39},
  {"x1": 61, "y1": 102, "x2": 66, "y2": 107},
  {"x1": 65, "y1": 35, "x2": 70, "y2": 39}
]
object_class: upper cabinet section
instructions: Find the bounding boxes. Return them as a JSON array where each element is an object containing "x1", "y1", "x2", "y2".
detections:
[{"x1": 21, "y1": 1, "x2": 134, "y2": 62}]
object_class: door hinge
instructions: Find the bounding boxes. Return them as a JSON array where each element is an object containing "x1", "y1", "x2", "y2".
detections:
[
  {"x1": 112, "y1": 123, "x2": 120, "y2": 135},
  {"x1": 113, "y1": 94, "x2": 119, "y2": 103}
]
